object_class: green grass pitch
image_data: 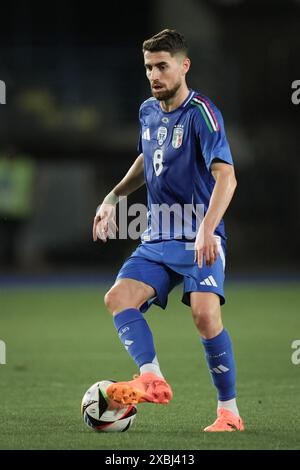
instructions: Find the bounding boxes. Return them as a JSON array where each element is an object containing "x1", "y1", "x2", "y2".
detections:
[{"x1": 1, "y1": 283, "x2": 300, "y2": 450}]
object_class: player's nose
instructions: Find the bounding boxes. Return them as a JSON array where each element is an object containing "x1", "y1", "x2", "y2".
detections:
[{"x1": 150, "y1": 68, "x2": 160, "y2": 81}]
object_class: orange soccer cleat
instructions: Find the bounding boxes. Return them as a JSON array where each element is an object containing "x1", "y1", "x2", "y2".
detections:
[
  {"x1": 204, "y1": 408, "x2": 245, "y2": 432},
  {"x1": 106, "y1": 372, "x2": 173, "y2": 406}
]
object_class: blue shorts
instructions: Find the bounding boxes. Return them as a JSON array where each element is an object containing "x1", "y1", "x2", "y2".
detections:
[{"x1": 116, "y1": 238, "x2": 226, "y2": 312}]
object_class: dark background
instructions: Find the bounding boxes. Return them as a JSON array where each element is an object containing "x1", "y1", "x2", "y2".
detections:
[{"x1": 0, "y1": 0, "x2": 299, "y2": 279}]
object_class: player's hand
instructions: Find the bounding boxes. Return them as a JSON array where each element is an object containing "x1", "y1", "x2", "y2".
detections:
[
  {"x1": 194, "y1": 223, "x2": 218, "y2": 268},
  {"x1": 92, "y1": 203, "x2": 118, "y2": 243}
]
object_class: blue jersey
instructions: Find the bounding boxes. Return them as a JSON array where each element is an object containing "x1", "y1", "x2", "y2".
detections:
[{"x1": 137, "y1": 89, "x2": 233, "y2": 242}]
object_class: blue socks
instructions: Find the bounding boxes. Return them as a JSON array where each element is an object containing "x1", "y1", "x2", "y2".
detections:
[
  {"x1": 113, "y1": 309, "x2": 236, "y2": 401},
  {"x1": 201, "y1": 329, "x2": 236, "y2": 401},
  {"x1": 113, "y1": 308, "x2": 156, "y2": 368}
]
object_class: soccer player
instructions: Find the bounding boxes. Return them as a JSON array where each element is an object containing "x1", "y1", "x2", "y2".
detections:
[{"x1": 93, "y1": 29, "x2": 244, "y2": 432}]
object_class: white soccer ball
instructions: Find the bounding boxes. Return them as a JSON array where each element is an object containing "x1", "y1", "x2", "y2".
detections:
[{"x1": 81, "y1": 380, "x2": 137, "y2": 432}]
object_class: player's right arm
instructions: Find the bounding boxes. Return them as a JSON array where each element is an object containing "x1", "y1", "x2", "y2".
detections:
[
  {"x1": 112, "y1": 153, "x2": 145, "y2": 198},
  {"x1": 92, "y1": 153, "x2": 144, "y2": 242}
]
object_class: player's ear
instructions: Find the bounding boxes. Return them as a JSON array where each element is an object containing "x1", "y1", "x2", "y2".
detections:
[{"x1": 182, "y1": 57, "x2": 191, "y2": 75}]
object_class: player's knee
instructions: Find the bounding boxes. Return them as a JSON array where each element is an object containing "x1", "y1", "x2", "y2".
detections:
[
  {"x1": 192, "y1": 308, "x2": 221, "y2": 337},
  {"x1": 104, "y1": 284, "x2": 139, "y2": 315},
  {"x1": 104, "y1": 287, "x2": 121, "y2": 314},
  {"x1": 193, "y1": 309, "x2": 211, "y2": 329}
]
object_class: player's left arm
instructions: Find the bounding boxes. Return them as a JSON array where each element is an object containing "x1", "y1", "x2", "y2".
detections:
[
  {"x1": 195, "y1": 162, "x2": 237, "y2": 268},
  {"x1": 193, "y1": 98, "x2": 237, "y2": 267}
]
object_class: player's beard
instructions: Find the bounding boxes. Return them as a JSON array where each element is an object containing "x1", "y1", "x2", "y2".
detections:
[{"x1": 151, "y1": 81, "x2": 181, "y2": 102}]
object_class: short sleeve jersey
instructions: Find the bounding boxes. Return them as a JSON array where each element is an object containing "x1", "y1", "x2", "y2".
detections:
[{"x1": 137, "y1": 89, "x2": 233, "y2": 241}]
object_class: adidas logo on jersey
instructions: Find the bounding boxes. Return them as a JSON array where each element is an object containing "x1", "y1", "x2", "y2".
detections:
[
  {"x1": 142, "y1": 128, "x2": 150, "y2": 140},
  {"x1": 200, "y1": 275, "x2": 218, "y2": 287}
]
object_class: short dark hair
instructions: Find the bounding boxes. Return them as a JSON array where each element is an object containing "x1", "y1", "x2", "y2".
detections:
[{"x1": 143, "y1": 29, "x2": 188, "y2": 56}]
